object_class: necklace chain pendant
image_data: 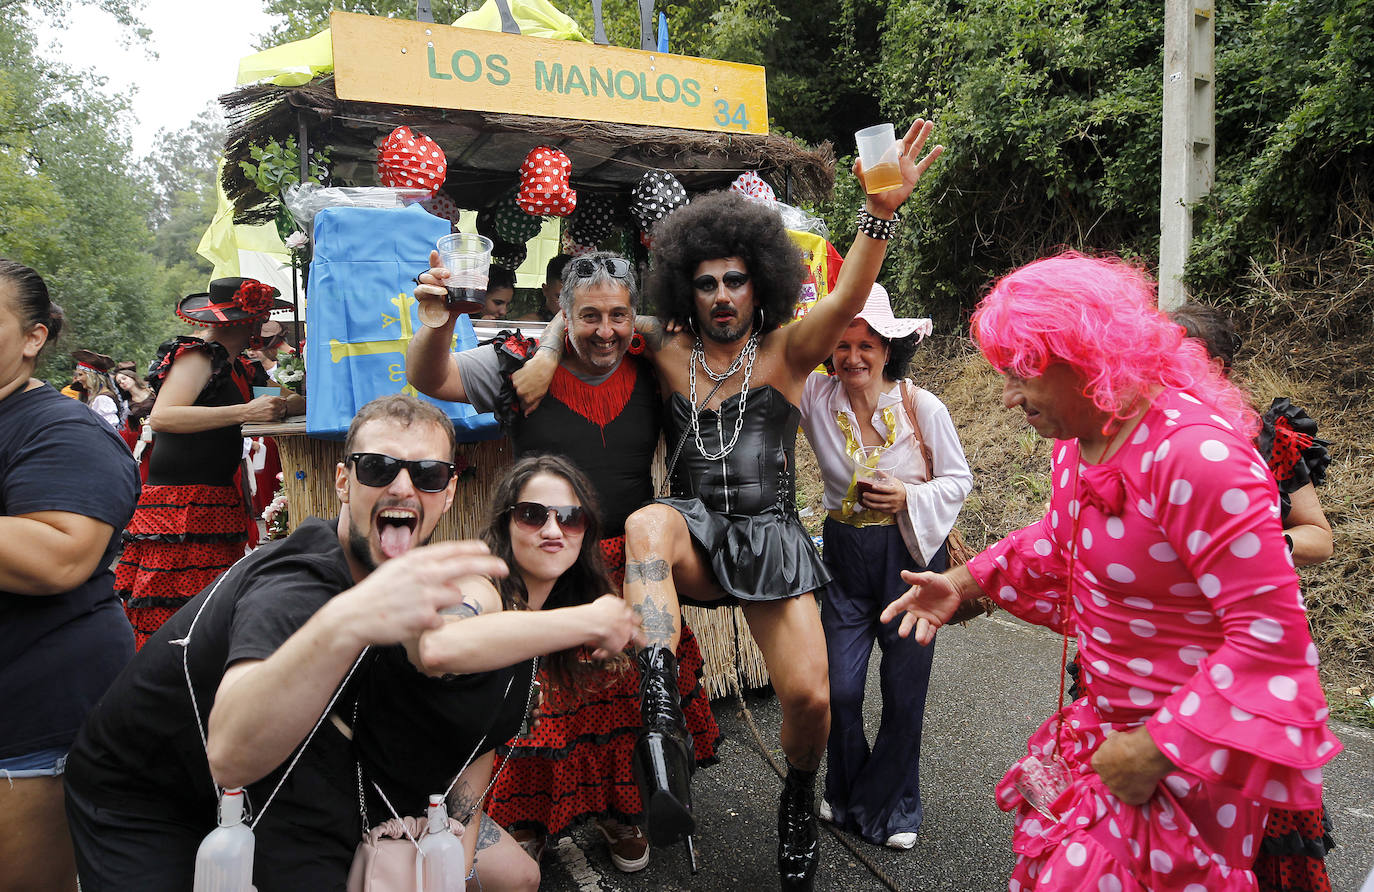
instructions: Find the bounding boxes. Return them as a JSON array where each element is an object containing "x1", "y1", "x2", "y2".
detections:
[{"x1": 688, "y1": 335, "x2": 759, "y2": 461}]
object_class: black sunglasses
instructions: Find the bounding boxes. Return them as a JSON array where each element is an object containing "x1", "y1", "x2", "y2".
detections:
[
  {"x1": 508, "y1": 501, "x2": 589, "y2": 534},
  {"x1": 348, "y1": 452, "x2": 456, "y2": 493},
  {"x1": 693, "y1": 271, "x2": 750, "y2": 293},
  {"x1": 570, "y1": 257, "x2": 632, "y2": 281}
]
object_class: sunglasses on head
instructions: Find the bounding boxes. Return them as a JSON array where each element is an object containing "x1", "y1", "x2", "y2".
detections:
[
  {"x1": 508, "y1": 501, "x2": 589, "y2": 534},
  {"x1": 347, "y1": 452, "x2": 456, "y2": 493},
  {"x1": 570, "y1": 257, "x2": 633, "y2": 281},
  {"x1": 693, "y1": 271, "x2": 750, "y2": 293}
]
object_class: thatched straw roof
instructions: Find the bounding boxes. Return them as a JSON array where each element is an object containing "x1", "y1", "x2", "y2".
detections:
[{"x1": 221, "y1": 77, "x2": 835, "y2": 226}]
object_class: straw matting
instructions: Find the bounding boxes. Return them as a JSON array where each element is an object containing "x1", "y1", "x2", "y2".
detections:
[{"x1": 274, "y1": 432, "x2": 769, "y2": 698}]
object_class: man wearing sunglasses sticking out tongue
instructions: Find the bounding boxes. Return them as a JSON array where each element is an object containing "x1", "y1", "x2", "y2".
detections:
[
  {"x1": 513, "y1": 121, "x2": 944, "y2": 887},
  {"x1": 408, "y1": 251, "x2": 720, "y2": 873},
  {"x1": 65, "y1": 395, "x2": 643, "y2": 890}
]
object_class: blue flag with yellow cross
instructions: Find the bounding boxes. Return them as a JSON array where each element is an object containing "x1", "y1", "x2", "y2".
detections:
[{"x1": 305, "y1": 204, "x2": 501, "y2": 441}]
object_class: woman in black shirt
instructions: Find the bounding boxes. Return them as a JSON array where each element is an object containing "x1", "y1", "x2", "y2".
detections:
[{"x1": 0, "y1": 259, "x2": 140, "y2": 889}]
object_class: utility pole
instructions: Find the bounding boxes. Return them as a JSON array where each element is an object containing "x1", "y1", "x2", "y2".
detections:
[{"x1": 1159, "y1": 0, "x2": 1215, "y2": 310}]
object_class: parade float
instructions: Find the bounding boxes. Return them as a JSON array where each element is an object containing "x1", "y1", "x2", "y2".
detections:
[{"x1": 231, "y1": 4, "x2": 839, "y2": 695}]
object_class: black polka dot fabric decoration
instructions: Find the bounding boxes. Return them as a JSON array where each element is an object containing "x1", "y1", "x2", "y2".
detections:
[
  {"x1": 568, "y1": 194, "x2": 617, "y2": 246},
  {"x1": 630, "y1": 169, "x2": 688, "y2": 234},
  {"x1": 493, "y1": 187, "x2": 545, "y2": 244},
  {"x1": 492, "y1": 242, "x2": 528, "y2": 271},
  {"x1": 517, "y1": 145, "x2": 577, "y2": 217}
]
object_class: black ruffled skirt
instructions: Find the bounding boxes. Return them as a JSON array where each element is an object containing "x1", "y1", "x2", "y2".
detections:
[{"x1": 658, "y1": 497, "x2": 830, "y2": 606}]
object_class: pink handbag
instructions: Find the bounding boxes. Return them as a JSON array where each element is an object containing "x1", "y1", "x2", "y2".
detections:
[{"x1": 345, "y1": 815, "x2": 465, "y2": 892}]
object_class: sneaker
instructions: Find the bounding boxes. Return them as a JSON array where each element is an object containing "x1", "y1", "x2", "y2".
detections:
[
  {"x1": 512, "y1": 828, "x2": 547, "y2": 863},
  {"x1": 818, "y1": 800, "x2": 834, "y2": 823},
  {"x1": 885, "y1": 831, "x2": 918, "y2": 850},
  {"x1": 597, "y1": 818, "x2": 651, "y2": 873}
]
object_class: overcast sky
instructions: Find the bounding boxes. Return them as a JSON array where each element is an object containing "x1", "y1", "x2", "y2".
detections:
[{"x1": 35, "y1": 0, "x2": 281, "y2": 159}]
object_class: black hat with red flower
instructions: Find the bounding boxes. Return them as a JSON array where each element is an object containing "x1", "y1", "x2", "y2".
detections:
[{"x1": 176, "y1": 277, "x2": 291, "y2": 327}]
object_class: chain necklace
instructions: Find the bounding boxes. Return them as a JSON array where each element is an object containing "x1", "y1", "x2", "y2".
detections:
[{"x1": 689, "y1": 334, "x2": 759, "y2": 461}]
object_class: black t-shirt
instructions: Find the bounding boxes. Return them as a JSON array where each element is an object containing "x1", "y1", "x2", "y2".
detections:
[
  {"x1": 66, "y1": 517, "x2": 533, "y2": 890},
  {"x1": 0, "y1": 383, "x2": 140, "y2": 758}
]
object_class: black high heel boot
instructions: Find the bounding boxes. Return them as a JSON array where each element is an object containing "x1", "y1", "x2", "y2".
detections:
[
  {"x1": 778, "y1": 762, "x2": 819, "y2": 890},
  {"x1": 632, "y1": 645, "x2": 696, "y2": 866}
]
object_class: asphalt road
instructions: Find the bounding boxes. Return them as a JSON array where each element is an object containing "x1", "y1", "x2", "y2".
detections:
[{"x1": 535, "y1": 612, "x2": 1374, "y2": 891}]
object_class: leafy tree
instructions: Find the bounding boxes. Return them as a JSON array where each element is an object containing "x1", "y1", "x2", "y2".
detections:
[
  {"x1": 0, "y1": 0, "x2": 150, "y2": 43},
  {"x1": 1188, "y1": 0, "x2": 1374, "y2": 304},
  {"x1": 142, "y1": 103, "x2": 228, "y2": 307},
  {"x1": 0, "y1": 2, "x2": 168, "y2": 382},
  {"x1": 256, "y1": 0, "x2": 471, "y2": 46},
  {"x1": 870, "y1": 0, "x2": 1165, "y2": 321}
]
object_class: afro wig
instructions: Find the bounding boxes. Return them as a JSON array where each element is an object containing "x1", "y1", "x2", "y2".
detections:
[{"x1": 648, "y1": 190, "x2": 804, "y2": 335}]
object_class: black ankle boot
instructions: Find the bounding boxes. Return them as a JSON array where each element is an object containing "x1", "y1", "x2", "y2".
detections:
[
  {"x1": 778, "y1": 763, "x2": 819, "y2": 890},
  {"x1": 632, "y1": 646, "x2": 696, "y2": 850}
]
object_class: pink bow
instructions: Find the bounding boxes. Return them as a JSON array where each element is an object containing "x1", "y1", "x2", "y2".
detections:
[{"x1": 1079, "y1": 464, "x2": 1126, "y2": 517}]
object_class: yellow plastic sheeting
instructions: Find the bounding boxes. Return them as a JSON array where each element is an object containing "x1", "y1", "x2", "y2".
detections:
[
  {"x1": 198, "y1": 162, "x2": 290, "y2": 285},
  {"x1": 453, "y1": 0, "x2": 589, "y2": 42},
  {"x1": 236, "y1": 29, "x2": 334, "y2": 87}
]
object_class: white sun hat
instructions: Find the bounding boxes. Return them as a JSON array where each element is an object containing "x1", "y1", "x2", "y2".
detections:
[{"x1": 854, "y1": 283, "x2": 933, "y2": 341}]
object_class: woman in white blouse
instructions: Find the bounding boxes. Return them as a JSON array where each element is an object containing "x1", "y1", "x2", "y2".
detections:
[{"x1": 799, "y1": 283, "x2": 972, "y2": 851}]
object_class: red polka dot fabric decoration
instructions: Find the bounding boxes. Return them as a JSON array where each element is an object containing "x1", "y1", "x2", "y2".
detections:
[
  {"x1": 517, "y1": 145, "x2": 577, "y2": 217},
  {"x1": 630, "y1": 169, "x2": 688, "y2": 235},
  {"x1": 730, "y1": 171, "x2": 776, "y2": 203},
  {"x1": 420, "y1": 192, "x2": 463, "y2": 230},
  {"x1": 377, "y1": 126, "x2": 447, "y2": 197},
  {"x1": 492, "y1": 188, "x2": 545, "y2": 244},
  {"x1": 568, "y1": 194, "x2": 617, "y2": 246}
]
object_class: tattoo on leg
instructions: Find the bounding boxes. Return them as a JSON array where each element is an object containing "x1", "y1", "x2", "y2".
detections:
[
  {"x1": 476, "y1": 813, "x2": 501, "y2": 852},
  {"x1": 624, "y1": 558, "x2": 670, "y2": 585},
  {"x1": 635, "y1": 595, "x2": 677, "y2": 645}
]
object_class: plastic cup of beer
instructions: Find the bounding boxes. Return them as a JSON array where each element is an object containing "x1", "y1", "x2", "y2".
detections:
[
  {"x1": 852, "y1": 445, "x2": 898, "y2": 504},
  {"x1": 422, "y1": 233, "x2": 494, "y2": 328},
  {"x1": 855, "y1": 123, "x2": 903, "y2": 194}
]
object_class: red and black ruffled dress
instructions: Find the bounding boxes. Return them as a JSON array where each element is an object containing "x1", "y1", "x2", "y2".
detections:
[
  {"x1": 1255, "y1": 397, "x2": 1335, "y2": 892},
  {"x1": 481, "y1": 332, "x2": 720, "y2": 836},
  {"x1": 114, "y1": 337, "x2": 256, "y2": 650}
]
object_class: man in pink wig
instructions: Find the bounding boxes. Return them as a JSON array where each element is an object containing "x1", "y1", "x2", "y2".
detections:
[{"x1": 883, "y1": 252, "x2": 1341, "y2": 891}]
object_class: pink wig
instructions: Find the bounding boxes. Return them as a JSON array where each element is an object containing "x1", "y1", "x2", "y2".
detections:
[{"x1": 971, "y1": 252, "x2": 1257, "y2": 437}]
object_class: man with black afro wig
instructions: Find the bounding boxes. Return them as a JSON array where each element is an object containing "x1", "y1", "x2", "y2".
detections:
[
  {"x1": 613, "y1": 120, "x2": 944, "y2": 888},
  {"x1": 647, "y1": 190, "x2": 806, "y2": 338}
]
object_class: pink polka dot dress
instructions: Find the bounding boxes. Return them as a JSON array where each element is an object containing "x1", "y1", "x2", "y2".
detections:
[{"x1": 966, "y1": 390, "x2": 1342, "y2": 891}]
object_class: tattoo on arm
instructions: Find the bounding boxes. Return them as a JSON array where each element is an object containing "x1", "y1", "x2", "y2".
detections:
[
  {"x1": 475, "y1": 812, "x2": 501, "y2": 852},
  {"x1": 624, "y1": 558, "x2": 669, "y2": 585},
  {"x1": 636, "y1": 316, "x2": 668, "y2": 352},
  {"x1": 634, "y1": 595, "x2": 677, "y2": 646},
  {"x1": 443, "y1": 599, "x2": 482, "y2": 619},
  {"x1": 447, "y1": 780, "x2": 480, "y2": 824}
]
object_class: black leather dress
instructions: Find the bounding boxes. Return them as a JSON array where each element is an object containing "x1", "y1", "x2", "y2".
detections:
[{"x1": 660, "y1": 385, "x2": 831, "y2": 605}]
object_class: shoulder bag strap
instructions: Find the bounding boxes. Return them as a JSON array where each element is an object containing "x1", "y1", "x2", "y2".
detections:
[{"x1": 899, "y1": 381, "x2": 935, "y2": 478}]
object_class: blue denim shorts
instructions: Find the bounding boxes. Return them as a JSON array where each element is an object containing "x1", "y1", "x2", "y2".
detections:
[{"x1": 0, "y1": 746, "x2": 67, "y2": 779}]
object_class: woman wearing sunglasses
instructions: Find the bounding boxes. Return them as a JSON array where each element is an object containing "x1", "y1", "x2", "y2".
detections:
[{"x1": 415, "y1": 454, "x2": 646, "y2": 889}]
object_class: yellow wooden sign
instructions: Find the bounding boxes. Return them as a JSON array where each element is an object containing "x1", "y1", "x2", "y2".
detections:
[{"x1": 331, "y1": 12, "x2": 768, "y2": 135}]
